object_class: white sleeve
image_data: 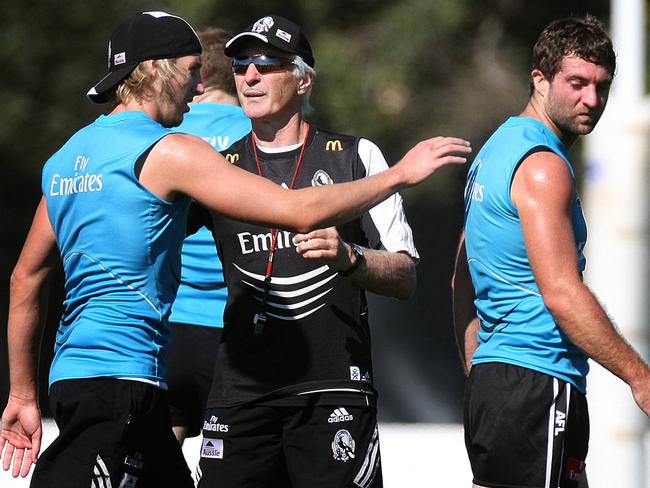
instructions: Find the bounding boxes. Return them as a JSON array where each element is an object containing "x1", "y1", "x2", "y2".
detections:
[{"x1": 358, "y1": 138, "x2": 419, "y2": 259}]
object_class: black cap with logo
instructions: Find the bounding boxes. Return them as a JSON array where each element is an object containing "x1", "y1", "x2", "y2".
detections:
[
  {"x1": 87, "y1": 11, "x2": 202, "y2": 103},
  {"x1": 225, "y1": 15, "x2": 314, "y2": 68}
]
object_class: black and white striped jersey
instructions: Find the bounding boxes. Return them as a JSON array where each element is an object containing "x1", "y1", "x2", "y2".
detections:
[{"x1": 203, "y1": 126, "x2": 418, "y2": 407}]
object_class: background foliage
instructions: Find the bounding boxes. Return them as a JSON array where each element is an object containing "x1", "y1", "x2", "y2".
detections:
[{"x1": 0, "y1": 0, "x2": 613, "y2": 421}]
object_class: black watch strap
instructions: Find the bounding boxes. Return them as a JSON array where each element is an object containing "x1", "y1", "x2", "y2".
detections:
[{"x1": 339, "y1": 243, "x2": 365, "y2": 276}]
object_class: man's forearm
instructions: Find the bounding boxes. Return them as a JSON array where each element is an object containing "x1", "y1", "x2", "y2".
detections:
[
  {"x1": 349, "y1": 249, "x2": 416, "y2": 300},
  {"x1": 546, "y1": 283, "x2": 650, "y2": 387},
  {"x1": 7, "y1": 270, "x2": 49, "y2": 401},
  {"x1": 451, "y1": 235, "x2": 479, "y2": 374}
]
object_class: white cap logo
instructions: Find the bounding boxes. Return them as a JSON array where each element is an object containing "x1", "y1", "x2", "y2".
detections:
[
  {"x1": 275, "y1": 29, "x2": 292, "y2": 43},
  {"x1": 114, "y1": 52, "x2": 126, "y2": 66},
  {"x1": 252, "y1": 16, "x2": 274, "y2": 33}
]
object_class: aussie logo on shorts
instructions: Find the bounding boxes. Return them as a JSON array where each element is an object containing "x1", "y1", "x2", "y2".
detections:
[
  {"x1": 332, "y1": 429, "x2": 356, "y2": 462},
  {"x1": 201, "y1": 438, "x2": 224, "y2": 459}
]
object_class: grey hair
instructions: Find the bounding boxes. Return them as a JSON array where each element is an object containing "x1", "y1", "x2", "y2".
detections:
[{"x1": 288, "y1": 55, "x2": 317, "y2": 115}]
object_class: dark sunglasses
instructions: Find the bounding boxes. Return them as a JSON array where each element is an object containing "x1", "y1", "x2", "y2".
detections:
[{"x1": 232, "y1": 55, "x2": 295, "y2": 75}]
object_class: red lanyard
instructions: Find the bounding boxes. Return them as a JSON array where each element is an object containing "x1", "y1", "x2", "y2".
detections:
[
  {"x1": 251, "y1": 124, "x2": 311, "y2": 283},
  {"x1": 251, "y1": 124, "x2": 310, "y2": 334}
]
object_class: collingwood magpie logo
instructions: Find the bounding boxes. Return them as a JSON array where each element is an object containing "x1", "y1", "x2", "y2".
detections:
[
  {"x1": 225, "y1": 153, "x2": 239, "y2": 164},
  {"x1": 332, "y1": 429, "x2": 355, "y2": 462},
  {"x1": 311, "y1": 169, "x2": 333, "y2": 186},
  {"x1": 252, "y1": 16, "x2": 274, "y2": 33}
]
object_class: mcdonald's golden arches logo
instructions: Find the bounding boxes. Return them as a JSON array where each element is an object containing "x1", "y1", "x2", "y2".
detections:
[
  {"x1": 225, "y1": 153, "x2": 240, "y2": 164},
  {"x1": 325, "y1": 140, "x2": 343, "y2": 151}
]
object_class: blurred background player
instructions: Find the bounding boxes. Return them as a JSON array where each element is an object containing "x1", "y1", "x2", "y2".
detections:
[{"x1": 167, "y1": 26, "x2": 251, "y2": 446}]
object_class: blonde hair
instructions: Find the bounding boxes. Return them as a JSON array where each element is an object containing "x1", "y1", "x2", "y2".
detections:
[{"x1": 113, "y1": 58, "x2": 182, "y2": 104}]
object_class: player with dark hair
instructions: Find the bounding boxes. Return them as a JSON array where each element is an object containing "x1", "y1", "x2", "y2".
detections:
[
  {"x1": 454, "y1": 15, "x2": 649, "y2": 488},
  {"x1": 0, "y1": 10, "x2": 470, "y2": 487}
]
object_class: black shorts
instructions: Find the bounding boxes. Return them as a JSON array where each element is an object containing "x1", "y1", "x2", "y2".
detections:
[
  {"x1": 464, "y1": 363, "x2": 589, "y2": 488},
  {"x1": 198, "y1": 397, "x2": 382, "y2": 488},
  {"x1": 167, "y1": 323, "x2": 222, "y2": 437},
  {"x1": 31, "y1": 378, "x2": 193, "y2": 488}
]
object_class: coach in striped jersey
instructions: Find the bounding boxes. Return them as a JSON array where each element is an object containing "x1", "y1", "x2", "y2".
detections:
[
  {"x1": 196, "y1": 15, "x2": 420, "y2": 488},
  {"x1": 0, "y1": 11, "x2": 471, "y2": 488}
]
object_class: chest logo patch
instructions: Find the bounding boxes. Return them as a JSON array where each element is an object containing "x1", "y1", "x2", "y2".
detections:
[
  {"x1": 332, "y1": 429, "x2": 356, "y2": 462},
  {"x1": 311, "y1": 170, "x2": 333, "y2": 186},
  {"x1": 225, "y1": 153, "x2": 239, "y2": 164},
  {"x1": 326, "y1": 140, "x2": 343, "y2": 151}
]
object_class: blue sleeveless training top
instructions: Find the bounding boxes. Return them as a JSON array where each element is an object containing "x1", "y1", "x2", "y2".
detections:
[
  {"x1": 463, "y1": 116, "x2": 589, "y2": 392},
  {"x1": 42, "y1": 111, "x2": 191, "y2": 386},
  {"x1": 169, "y1": 103, "x2": 251, "y2": 327}
]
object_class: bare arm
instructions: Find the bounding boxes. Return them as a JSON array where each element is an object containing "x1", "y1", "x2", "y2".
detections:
[
  {"x1": 451, "y1": 232, "x2": 480, "y2": 375},
  {"x1": 512, "y1": 151, "x2": 650, "y2": 415},
  {"x1": 293, "y1": 227, "x2": 416, "y2": 299},
  {"x1": 1, "y1": 197, "x2": 58, "y2": 477},
  {"x1": 140, "y1": 134, "x2": 471, "y2": 233}
]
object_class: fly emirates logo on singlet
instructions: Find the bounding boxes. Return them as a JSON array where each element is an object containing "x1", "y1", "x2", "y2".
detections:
[
  {"x1": 203, "y1": 135, "x2": 232, "y2": 151},
  {"x1": 465, "y1": 159, "x2": 484, "y2": 203},
  {"x1": 49, "y1": 155, "x2": 104, "y2": 197}
]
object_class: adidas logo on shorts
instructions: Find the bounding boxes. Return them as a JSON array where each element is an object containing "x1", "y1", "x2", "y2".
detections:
[{"x1": 328, "y1": 407, "x2": 354, "y2": 423}]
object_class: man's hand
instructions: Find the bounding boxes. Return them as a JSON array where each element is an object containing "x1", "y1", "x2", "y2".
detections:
[
  {"x1": 293, "y1": 227, "x2": 355, "y2": 271},
  {"x1": 1, "y1": 397, "x2": 42, "y2": 478},
  {"x1": 395, "y1": 136, "x2": 471, "y2": 187}
]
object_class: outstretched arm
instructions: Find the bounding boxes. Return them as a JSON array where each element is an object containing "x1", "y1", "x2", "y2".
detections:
[
  {"x1": 293, "y1": 227, "x2": 416, "y2": 299},
  {"x1": 141, "y1": 135, "x2": 471, "y2": 233},
  {"x1": 451, "y1": 232, "x2": 479, "y2": 375},
  {"x1": 1, "y1": 197, "x2": 58, "y2": 477},
  {"x1": 512, "y1": 151, "x2": 650, "y2": 415}
]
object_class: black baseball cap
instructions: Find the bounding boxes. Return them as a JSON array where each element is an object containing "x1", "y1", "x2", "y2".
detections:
[
  {"x1": 225, "y1": 15, "x2": 314, "y2": 68},
  {"x1": 87, "y1": 11, "x2": 202, "y2": 103}
]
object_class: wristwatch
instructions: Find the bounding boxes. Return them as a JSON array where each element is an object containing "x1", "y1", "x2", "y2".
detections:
[{"x1": 340, "y1": 243, "x2": 365, "y2": 276}]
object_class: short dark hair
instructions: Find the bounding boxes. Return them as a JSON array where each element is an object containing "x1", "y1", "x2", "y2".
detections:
[
  {"x1": 197, "y1": 27, "x2": 237, "y2": 96},
  {"x1": 530, "y1": 15, "x2": 616, "y2": 94}
]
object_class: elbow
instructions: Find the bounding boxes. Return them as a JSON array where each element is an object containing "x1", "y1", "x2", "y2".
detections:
[
  {"x1": 541, "y1": 286, "x2": 577, "y2": 321},
  {"x1": 10, "y1": 264, "x2": 30, "y2": 292},
  {"x1": 288, "y1": 211, "x2": 322, "y2": 234},
  {"x1": 396, "y1": 283, "x2": 416, "y2": 301},
  {"x1": 395, "y1": 264, "x2": 417, "y2": 300}
]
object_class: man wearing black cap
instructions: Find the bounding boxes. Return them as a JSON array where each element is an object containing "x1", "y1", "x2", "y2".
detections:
[
  {"x1": 196, "y1": 15, "x2": 421, "y2": 488},
  {"x1": 0, "y1": 10, "x2": 470, "y2": 488}
]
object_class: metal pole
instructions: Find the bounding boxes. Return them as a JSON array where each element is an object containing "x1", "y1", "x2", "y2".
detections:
[{"x1": 581, "y1": 1, "x2": 648, "y2": 486}]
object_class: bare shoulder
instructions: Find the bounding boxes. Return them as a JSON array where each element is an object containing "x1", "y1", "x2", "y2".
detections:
[
  {"x1": 149, "y1": 133, "x2": 211, "y2": 163},
  {"x1": 140, "y1": 133, "x2": 225, "y2": 200},
  {"x1": 512, "y1": 150, "x2": 574, "y2": 205}
]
